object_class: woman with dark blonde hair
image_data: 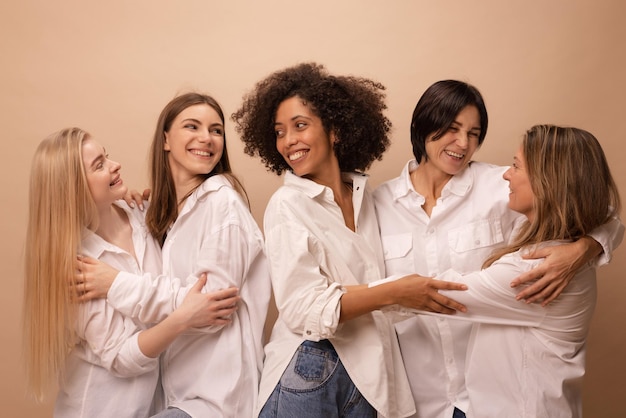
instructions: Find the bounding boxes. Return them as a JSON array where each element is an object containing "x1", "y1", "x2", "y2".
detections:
[
  {"x1": 406, "y1": 125, "x2": 621, "y2": 416},
  {"x1": 78, "y1": 93, "x2": 272, "y2": 417},
  {"x1": 23, "y1": 127, "x2": 236, "y2": 416}
]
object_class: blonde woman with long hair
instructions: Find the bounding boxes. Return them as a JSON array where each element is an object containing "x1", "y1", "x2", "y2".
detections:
[{"x1": 23, "y1": 128, "x2": 239, "y2": 417}]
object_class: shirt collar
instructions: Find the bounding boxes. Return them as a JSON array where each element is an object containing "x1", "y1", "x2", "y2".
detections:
[
  {"x1": 81, "y1": 201, "x2": 138, "y2": 258},
  {"x1": 394, "y1": 159, "x2": 474, "y2": 201},
  {"x1": 284, "y1": 171, "x2": 369, "y2": 199}
]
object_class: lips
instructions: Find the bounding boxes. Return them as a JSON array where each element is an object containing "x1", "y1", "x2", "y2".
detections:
[
  {"x1": 445, "y1": 150, "x2": 465, "y2": 159},
  {"x1": 288, "y1": 150, "x2": 308, "y2": 161},
  {"x1": 110, "y1": 176, "x2": 122, "y2": 187},
  {"x1": 190, "y1": 149, "x2": 213, "y2": 157}
]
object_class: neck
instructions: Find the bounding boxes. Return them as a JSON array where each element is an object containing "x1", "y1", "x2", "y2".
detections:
[
  {"x1": 94, "y1": 203, "x2": 127, "y2": 242},
  {"x1": 411, "y1": 160, "x2": 453, "y2": 201}
]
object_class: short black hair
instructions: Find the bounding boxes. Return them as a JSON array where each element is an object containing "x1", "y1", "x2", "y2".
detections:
[{"x1": 411, "y1": 80, "x2": 488, "y2": 162}]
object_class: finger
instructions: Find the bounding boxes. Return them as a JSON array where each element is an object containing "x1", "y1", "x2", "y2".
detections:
[
  {"x1": 191, "y1": 274, "x2": 208, "y2": 292},
  {"x1": 520, "y1": 280, "x2": 559, "y2": 304},
  {"x1": 541, "y1": 281, "x2": 568, "y2": 307},
  {"x1": 426, "y1": 301, "x2": 457, "y2": 315},
  {"x1": 514, "y1": 275, "x2": 549, "y2": 300},
  {"x1": 521, "y1": 247, "x2": 550, "y2": 260},
  {"x1": 213, "y1": 287, "x2": 240, "y2": 300},
  {"x1": 432, "y1": 293, "x2": 467, "y2": 313},
  {"x1": 431, "y1": 281, "x2": 468, "y2": 291}
]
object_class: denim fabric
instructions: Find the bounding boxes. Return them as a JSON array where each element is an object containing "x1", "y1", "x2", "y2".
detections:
[
  {"x1": 150, "y1": 407, "x2": 192, "y2": 418},
  {"x1": 260, "y1": 340, "x2": 376, "y2": 418},
  {"x1": 453, "y1": 407, "x2": 467, "y2": 418}
]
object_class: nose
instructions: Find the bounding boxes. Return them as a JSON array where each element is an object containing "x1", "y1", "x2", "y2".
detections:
[
  {"x1": 284, "y1": 129, "x2": 298, "y2": 146},
  {"x1": 456, "y1": 131, "x2": 469, "y2": 149},
  {"x1": 198, "y1": 131, "x2": 211, "y2": 143},
  {"x1": 503, "y1": 166, "x2": 512, "y2": 181},
  {"x1": 109, "y1": 158, "x2": 122, "y2": 172}
]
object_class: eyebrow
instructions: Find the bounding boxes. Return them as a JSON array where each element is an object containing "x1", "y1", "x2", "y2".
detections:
[
  {"x1": 274, "y1": 115, "x2": 312, "y2": 125},
  {"x1": 88, "y1": 149, "x2": 106, "y2": 169}
]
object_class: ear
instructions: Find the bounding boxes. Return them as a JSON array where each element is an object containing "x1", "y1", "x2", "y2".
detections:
[
  {"x1": 330, "y1": 130, "x2": 338, "y2": 144},
  {"x1": 163, "y1": 131, "x2": 171, "y2": 151}
]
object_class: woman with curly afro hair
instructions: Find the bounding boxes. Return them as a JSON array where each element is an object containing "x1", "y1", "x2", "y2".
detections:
[{"x1": 233, "y1": 63, "x2": 467, "y2": 418}]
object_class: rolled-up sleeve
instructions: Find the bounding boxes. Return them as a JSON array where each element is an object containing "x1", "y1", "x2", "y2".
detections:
[{"x1": 265, "y1": 215, "x2": 344, "y2": 341}]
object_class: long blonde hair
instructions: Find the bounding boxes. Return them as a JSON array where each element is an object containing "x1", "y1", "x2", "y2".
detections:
[
  {"x1": 23, "y1": 127, "x2": 98, "y2": 400},
  {"x1": 484, "y1": 125, "x2": 621, "y2": 267}
]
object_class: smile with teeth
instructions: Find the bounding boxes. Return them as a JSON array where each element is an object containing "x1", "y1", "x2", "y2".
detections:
[
  {"x1": 190, "y1": 150, "x2": 213, "y2": 157},
  {"x1": 445, "y1": 150, "x2": 464, "y2": 159},
  {"x1": 110, "y1": 177, "x2": 122, "y2": 187},
  {"x1": 289, "y1": 150, "x2": 308, "y2": 161}
]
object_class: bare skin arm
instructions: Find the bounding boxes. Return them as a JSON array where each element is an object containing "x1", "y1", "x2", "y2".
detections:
[
  {"x1": 74, "y1": 255, "x2": 241, "y2": 325},
  {"x1": 339, "y1": 274, "x2": 468, "y2": 323},
  {"x1": 510, "y1": 237, "x2": 601, "y2": 306}
]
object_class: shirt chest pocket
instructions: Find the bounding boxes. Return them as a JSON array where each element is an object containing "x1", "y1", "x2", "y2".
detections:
[
  {"x1": 448, "y1": 219, "x2": 504, "y2": 254},
  {"x1": 381, "y1": 233, "x2": 412, "y2": 260}
]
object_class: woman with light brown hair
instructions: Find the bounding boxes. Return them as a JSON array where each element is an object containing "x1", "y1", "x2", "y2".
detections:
[
  {"x1": 77, "y1": 93, "x2": 272, "y2": 417},
  {"x1": 23, "y1": 127, "x2": 239, "y2": 416},
  {"x1": 406, "y1": 124, "x2": 622, "y2": 416}
]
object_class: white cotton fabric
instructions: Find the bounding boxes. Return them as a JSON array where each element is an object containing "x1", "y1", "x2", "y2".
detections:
[
  {"x1": 258, "y1": 171, "x2": 415, "y2": 418},
  {"x1": 107, "y1": 175, "x2": 271, "y2": 418},
  {"x1": 54, "y1": 201, "x2": 163, "y2": 418},
  {"x1": 374, "y1": 160, "x2": 622, "y2": 418}
]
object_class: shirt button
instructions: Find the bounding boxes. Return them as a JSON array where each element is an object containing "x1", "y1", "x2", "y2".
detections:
[{"x1": 306, "y1": 330, "x2": 311, "y2": 335}]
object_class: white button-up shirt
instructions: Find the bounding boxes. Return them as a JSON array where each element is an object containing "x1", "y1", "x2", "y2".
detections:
[
  {"x1": 374, "y1": 160, "x2": 622, "y2": 418},
  {"x1": 55, "y1": 202, "x2": 163, "y2": 418},
  {"x1": 107, "y1": 175, "x2": 271, "y2": 418},
  {"x1": 259, "y1": 171, "x2": 415, "y2": 418},
  {"x1": 431, "y1": 245, "x2": 596, "y2": 418}
]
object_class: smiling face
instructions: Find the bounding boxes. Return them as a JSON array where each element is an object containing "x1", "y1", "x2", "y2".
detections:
[
  {"x1": 164, "y1": 103, "x2": 225, "y2": 187},
  {"x1": 503, "y1": 145, "x2": 535, "y2": 221},
  {"x1": 274, "y1": 96, "x2": 338, "y2": 184},
  {"x1": 82, "y1": 137, "x2": 127, "y2": 207},
  {"x1": 423, "y1": 105, "x2": 481, "y2": 177}
]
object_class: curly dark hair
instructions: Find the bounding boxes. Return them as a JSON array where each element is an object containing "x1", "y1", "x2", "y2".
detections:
[{"x1": 232, "y1": 62, "x2": 392, "y2": 174}]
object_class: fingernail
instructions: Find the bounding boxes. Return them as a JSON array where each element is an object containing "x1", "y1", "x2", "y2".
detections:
[{"x1": 129, "y1": 201, "x2": 135, "y2": 208}]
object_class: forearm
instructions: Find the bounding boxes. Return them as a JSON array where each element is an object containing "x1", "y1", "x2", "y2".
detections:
[
  {"x1": 137, "y1": 311, "x2": 189, "y2": 358},
  {"x1": 340, "y1": 284, "x2": 396, "y2": 323}
]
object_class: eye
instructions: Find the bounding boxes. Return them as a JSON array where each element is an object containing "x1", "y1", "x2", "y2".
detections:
[
  {"x1": 448, "y1": 126, "x2": 459, "y2": 133},
  {"x1": 295, "y1": 121, "x2": 307, "y2": 129},
  {"x1": 184, "y1": 123, "x2": 197, "y2": 130},
  {"x1": 210, "y1": 127, "x2": 224, "y2": 136},
  {"x1": 275, "y1": 128, "x2": 284, "y2": 138},
  {"x1": 469, "y1": 132, "x2": 479, "y2": 138}
]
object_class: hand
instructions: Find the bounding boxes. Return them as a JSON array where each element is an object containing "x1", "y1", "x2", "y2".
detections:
[
  {"x1": 74, "y1": 255, "x2": 119, "y2": 302},
  {"x1": 123, "y1": 188, "x2": 151, "y2": 211},
  {"x1": 394, "y1": 274, "x2": 467, "y2": 314},
  {"x1": 510, "y1": 238, "x2": 600, "y2": 306},
  {"x1": 175, "y1": 274, "x2": 241, "y2": 329}
]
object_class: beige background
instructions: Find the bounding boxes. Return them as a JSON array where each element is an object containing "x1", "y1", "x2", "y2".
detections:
[{"x1": 2, "y1": 0, "x2": 625, "y2": 416}]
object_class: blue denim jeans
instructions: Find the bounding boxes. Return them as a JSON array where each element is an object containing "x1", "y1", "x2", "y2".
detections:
[
  {"x1": 453, "y1": 407, "x2": 467, "y2": 418},
  {"x1": 260, "y1": 340, "x2": 376, "y2": 418},
  {"x1": 150, "y1": 407, "x2": 191, "y2": 418}
]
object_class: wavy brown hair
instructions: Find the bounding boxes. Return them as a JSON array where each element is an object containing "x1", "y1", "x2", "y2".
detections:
[
  {"x1": 483, "y1": 125, "x2": 621, "y2": 267},
  {"x1": 146, "y1": 92, "x2": 247, "y2": 245},
  {"x1": 232, "y1": 62, "x2": 391, "y2": 175}
]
